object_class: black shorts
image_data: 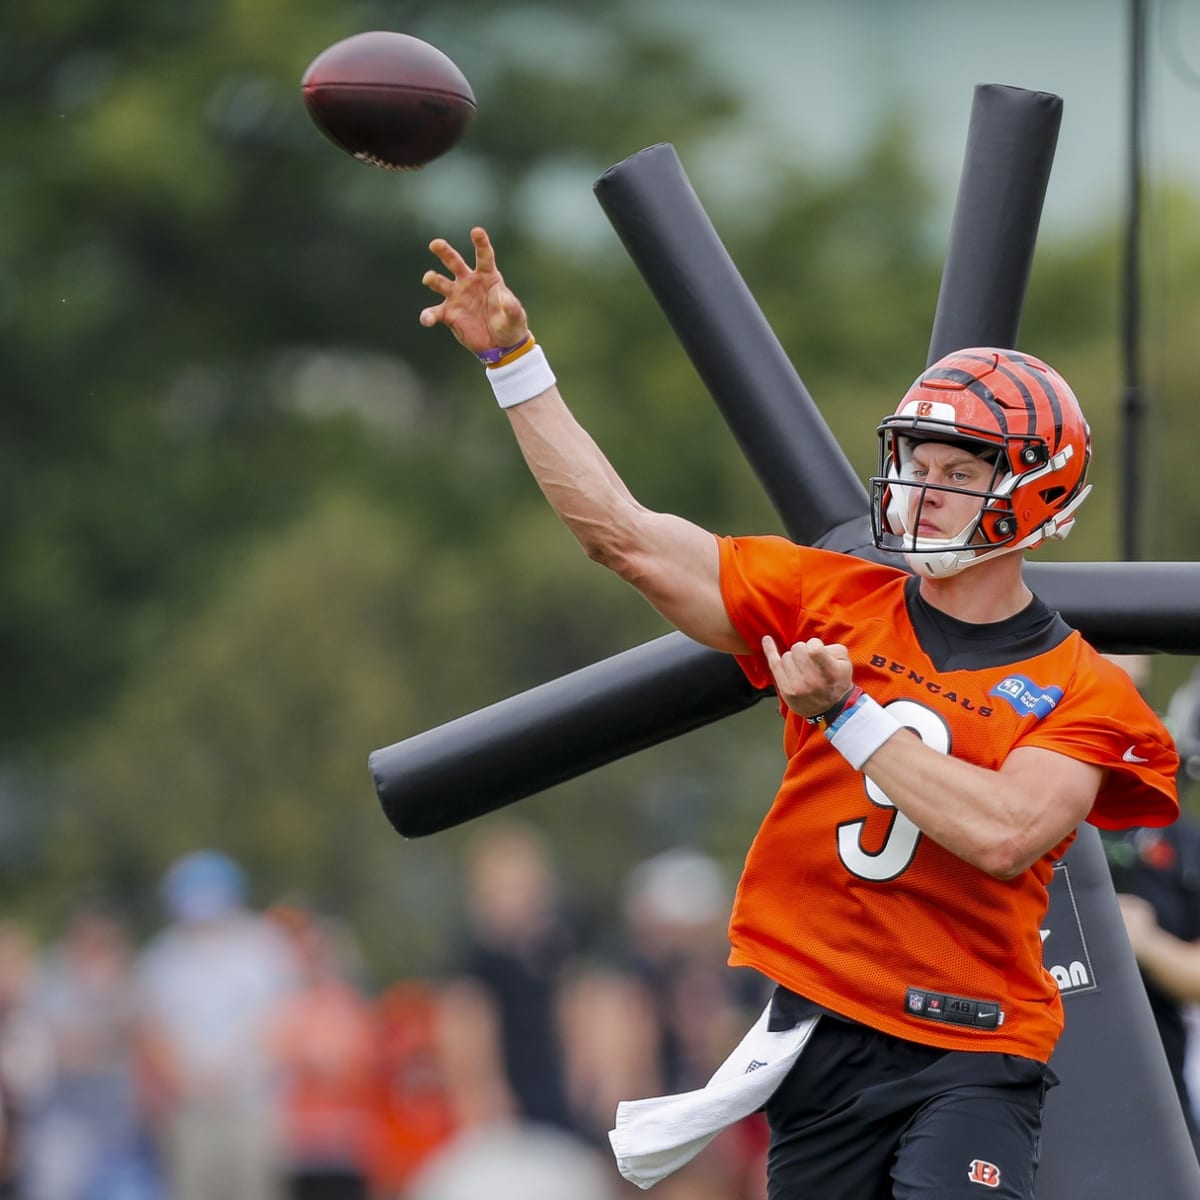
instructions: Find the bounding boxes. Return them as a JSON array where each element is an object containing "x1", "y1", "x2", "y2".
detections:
[{"x1": 764, "y1": 991, "x2": 1056, "y2": 1200}]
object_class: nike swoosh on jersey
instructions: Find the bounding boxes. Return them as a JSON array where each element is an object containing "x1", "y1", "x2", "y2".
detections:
[{"x1": 1122, "y1": 746, "x2": 1150, "y2": 763}]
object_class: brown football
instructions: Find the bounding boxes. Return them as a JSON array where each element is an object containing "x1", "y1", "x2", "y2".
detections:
[{"x1": 301, "y1": 31, "x2": 476, "y2": 170}]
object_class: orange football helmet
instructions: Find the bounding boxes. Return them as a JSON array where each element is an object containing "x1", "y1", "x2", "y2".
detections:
[{"x1": 870, "y1": 348, "x2": 1092, "y2": 578}]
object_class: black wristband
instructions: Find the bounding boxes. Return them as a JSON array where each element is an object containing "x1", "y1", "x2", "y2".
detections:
[{"x1": 806, "y1": 686, "x2": 857, "y2": 728}]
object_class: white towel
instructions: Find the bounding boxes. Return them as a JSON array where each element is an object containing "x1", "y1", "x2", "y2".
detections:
[{"x1": 608, "y1": 1002, "x2": 819, "y2": 1189}]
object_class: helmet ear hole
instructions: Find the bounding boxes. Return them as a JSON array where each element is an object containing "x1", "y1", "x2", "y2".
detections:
[{"x1": 1039, "y1": 486, "x2": 1066, "y2": 505}]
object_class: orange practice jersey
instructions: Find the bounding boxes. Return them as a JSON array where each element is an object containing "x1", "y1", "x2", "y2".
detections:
[{"x1": 718, "y1": 536, "x2": 1179, "y2": 1062}]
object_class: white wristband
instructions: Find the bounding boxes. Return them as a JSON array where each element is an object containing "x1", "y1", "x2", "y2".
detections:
[
  {"x1": 487, "y1": 345, "x2": 556, "y2": 409},
  {"x1": 826, "y1": 692, "x2": 903, "y2": 770}
]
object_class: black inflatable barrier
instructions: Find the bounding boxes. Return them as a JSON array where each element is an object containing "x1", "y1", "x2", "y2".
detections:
[{"x1": 373, "y1": 84, "x2": 1200, "y2": 1194}]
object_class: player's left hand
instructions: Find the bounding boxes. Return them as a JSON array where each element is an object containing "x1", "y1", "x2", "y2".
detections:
[{"x1": 762, "y1": 636, "x2": 854, "y2": 720}]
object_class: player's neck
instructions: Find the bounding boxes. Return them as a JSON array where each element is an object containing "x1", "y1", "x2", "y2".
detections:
[{"x1": 917, "y1": 555, "x2": 1032, "y2": 625}]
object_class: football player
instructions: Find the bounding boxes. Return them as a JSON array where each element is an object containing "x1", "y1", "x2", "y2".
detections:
[{"x1": 420, "y1": 227, "x2": 1179, "y2": 1200}]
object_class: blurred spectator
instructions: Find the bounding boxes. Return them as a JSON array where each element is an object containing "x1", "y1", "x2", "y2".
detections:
[
  {"x1": 1186, "y1": 1005, "x2": 1200, "y2": 1133},
  {"x1": 558, "y1": 963, "x2": 662, "y2": 1149},
  {"x1": 1166, "y1": 662, "x2": 1200, "y2": 803},
  {"x1": 611, "y1": 848, "x2": 771, "y2": 1200},
  {"x1": 436, "y1": 821, "x2": 580, "y2": 1135},
  {"x1": 0, "y1": 921, "x2": 43, "y2": 1198},
  {"x1": 1167, "y1": 662, "x2": 1200, "y2": 1133},
  {"x1": 404, "y1": 1122, "x2": 617, "y2": 1200},
  {"x1": 1109, "y1": 826, "x2": 1200, "y2": 1154},
  {"x1": 18, "y1": 904, "x2": 162, "y2": 1200},
  {"x1": 1104, "y1": 657, "x2": 1200, "y2": 1156},
  {"x1": 136, "y1": 850, "x2": 298, "y2": 1200},
  {"x1": 266, "y1": 906, "x2": 377, "y2": 1200},
  {"x1": 366, "y1": 981, "x2": 458, "y2": 1197},
  {"x1": 620, "y1": 848, "x2": 766, "y2": 1093}
]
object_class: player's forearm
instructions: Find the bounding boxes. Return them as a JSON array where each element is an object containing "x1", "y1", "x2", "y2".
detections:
[
  {"x1": 860, "y1": 734, "x2": 1085, "y2": 879},
  {"x1": 503, "y1": 387, "x2": 746, "y2": 653},
  {"x1": 861, "y1": 735, "x2": 1024, "y2": 875},
  {"x1": 505, "y1": 386, "x2": 646, "y2": 562}
]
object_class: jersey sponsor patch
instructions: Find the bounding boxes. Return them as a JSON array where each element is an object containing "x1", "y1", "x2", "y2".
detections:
[{"x1": 989, "y1": 674, "x2": 1064, "y2": 719}]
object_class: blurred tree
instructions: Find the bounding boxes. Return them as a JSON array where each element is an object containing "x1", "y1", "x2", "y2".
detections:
[{"x1": 0, "y1": 0, "x2": 742, "y2": 750}]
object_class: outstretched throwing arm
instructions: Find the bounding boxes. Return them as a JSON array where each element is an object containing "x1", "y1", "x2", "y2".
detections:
[{"x1": 420, "y1": 227, "x2": 746, "y2": 655}]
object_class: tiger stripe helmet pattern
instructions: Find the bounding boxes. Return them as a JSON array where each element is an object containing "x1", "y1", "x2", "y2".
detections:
[{"x1": 869, "y1": 348, "x2": 1093, "y2": 578}]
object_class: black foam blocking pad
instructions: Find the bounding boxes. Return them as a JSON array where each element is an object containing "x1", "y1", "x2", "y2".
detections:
[
  {"x1": 1036, "y1": 826, "x2": 1200, "y2": 1195},
  {"x1": 928, "y1": 84, "x2": 1062, "y2": 364},
  {"x1": 370, "y1": 632, "x2": 768, "y2": 838},
  {"x1": 1024, "y1": 560, "x2": 1200, "y2": 655},
  {"x1": 593, "y1": 142, "x2": 866, "y2": 547},
  {"x1": 369, "y1": 558, "x2": 1200, "y2": 839}
]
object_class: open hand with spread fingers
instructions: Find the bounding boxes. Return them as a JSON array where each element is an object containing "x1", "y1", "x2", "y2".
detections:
[{"x1": 420, "y1": 226, "x2": 529, "y2": 357}]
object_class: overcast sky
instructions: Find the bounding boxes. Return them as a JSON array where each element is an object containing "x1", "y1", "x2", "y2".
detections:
[
  {"x1": 414, "y1": 1, "x2": 1200, "y2": 262},
  {"x1": 670, "y1": 0, "x2": 1200, "y2": 234}
]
